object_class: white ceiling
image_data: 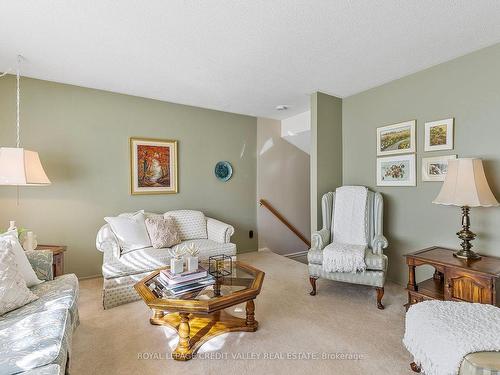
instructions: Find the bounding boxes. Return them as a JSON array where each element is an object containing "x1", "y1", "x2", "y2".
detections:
[{"x1": 1, "y1": 1, "x2": 500, "y2": 120}]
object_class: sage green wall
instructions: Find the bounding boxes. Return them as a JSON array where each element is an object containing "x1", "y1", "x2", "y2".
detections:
[
  {"x1": 311, "y1": 92, "x2": 342, "y2": 231},
  {"x1": 343, "y1": 43, "x2": 500, "y2": 285},
  {"x1": 0, "y1": 76, "x2": 258, "y2": 278}
]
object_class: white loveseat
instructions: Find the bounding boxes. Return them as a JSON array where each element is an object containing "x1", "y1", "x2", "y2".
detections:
[{"x1": 96, "y1": 210, "x2": 236, "y2": 309}]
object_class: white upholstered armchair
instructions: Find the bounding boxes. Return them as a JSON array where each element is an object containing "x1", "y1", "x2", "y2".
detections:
[{"x1": 307, "y1": 189, "x2": 389, "y2": 309}]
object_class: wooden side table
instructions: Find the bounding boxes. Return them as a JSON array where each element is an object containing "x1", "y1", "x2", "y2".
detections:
[
  {"x1": 404, "y1": 246, "x2": 500, "y2": 310},
  {"x1": 35, "y1": 245, "x2": 67, "y2": 277}
]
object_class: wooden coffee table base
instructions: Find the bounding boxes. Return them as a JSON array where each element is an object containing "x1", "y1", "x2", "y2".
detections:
[
  {"x1": 135, "y1": 262, "x2": 265, "y2": 362},
  {"x1": 150, "y1": 301, "x2": 258, "y2": 361}
]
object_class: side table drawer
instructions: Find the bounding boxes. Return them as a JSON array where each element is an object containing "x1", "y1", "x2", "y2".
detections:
[{"x1": 445, "y1": 269, "x2": 493, "y2": 304}]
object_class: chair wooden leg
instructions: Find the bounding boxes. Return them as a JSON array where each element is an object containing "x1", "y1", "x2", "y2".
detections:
[
  {"x1": 410, "y1": 362, "x2": 421, "y2": 373},
  {"x1": 376, "y1": 287, "x2": 384, "y2": 310},
  {"x1": 309, "y1": 277, "x2": 318, "y2": 296}
]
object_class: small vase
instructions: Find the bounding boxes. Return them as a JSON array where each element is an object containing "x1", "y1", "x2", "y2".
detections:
[
  {"x1": 8, "y1": 221, "x2": 16, "y2": 232},
  {"x1": 22, "y1": 231, "x2": 38, "y2": 251},
  {"x1": 187, "y1": 256, "x2": 199, "y2": 272},
  {"x1": 170, "y1": 258, "x2": 184, "y2": 274}
]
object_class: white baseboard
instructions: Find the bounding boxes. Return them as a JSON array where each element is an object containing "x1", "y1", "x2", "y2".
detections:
[
  {"x1": 78, "y1": 274, "x2": 102, "y2": 280},
  {"x1": 283, "y1": 250, "x2": 308, "y2": 259}
]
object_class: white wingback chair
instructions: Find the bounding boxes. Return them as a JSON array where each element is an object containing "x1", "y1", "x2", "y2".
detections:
[{"x1": 307, "y1": 189, "x2": 389, "y2": 309}]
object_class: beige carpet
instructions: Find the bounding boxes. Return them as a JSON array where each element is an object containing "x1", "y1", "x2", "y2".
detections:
[{"x1": 72, "y1": 250, "x2": 413, "y2": 374}]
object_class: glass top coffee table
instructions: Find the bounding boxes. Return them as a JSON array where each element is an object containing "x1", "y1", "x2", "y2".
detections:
[{"x1": 134, "y1": 260, "x2": 265, "y2": 361}]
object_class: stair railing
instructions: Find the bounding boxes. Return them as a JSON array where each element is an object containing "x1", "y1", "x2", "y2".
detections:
[{"x1": 259, "y1": 199, "x2": 311, "y2": 247}]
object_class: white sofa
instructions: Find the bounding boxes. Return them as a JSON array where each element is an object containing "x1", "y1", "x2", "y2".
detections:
[{"x1": 96, "y1": 210, "x2": 236, "y2": 309}]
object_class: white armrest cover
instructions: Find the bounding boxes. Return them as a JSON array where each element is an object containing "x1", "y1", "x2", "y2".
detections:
[
  {"x1": 311, "y1": 228, "x2": 330, "y2": 251},
  {"x1": 96, "y1": 224, "x2": 121, "y2": 258},
  {"x1": 206, "y1": 217, "x2": 234, "y2": 244}
]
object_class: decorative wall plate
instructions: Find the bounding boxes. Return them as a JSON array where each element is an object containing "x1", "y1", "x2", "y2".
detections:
[{"x1": 214, "y1": 161, "x2": 233, "y2": 181}]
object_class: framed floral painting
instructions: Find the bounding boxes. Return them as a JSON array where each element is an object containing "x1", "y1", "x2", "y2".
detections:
[
  {"x1": 377, "y1": 154, "x2": 416, "y2": 186},
  {"x1": 424, "y1": 118, "x2": 454, "y2": 151},
  {"x1": 376, "y1": 120, "x2": 416, "y2": 156},
  {"x1": 130, "y1": 137, "x2": 178, "y2": 195}
]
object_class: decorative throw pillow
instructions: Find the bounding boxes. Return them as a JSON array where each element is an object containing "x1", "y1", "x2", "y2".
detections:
[
  {"x1": 0, "y1": 240, "x2": 38, "y2": 315},
  {"x1": 105, "y1": 211, "x2": 152, "y2": 254},
  {"x1": 0, "y1": 230, "x2": 42, "y2": 287},
  {"x1": 145, "y1": 216, "x2": 181, "y2": 249},
  {"x1": 118, "y1": 210, "x2": 146, "y2": 219},
  {"x1": 164, "y1": 210, "x2": 208, "y2": 241}
]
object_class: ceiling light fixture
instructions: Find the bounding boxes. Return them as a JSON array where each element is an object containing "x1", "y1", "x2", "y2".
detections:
[{"x1": 275, "y1": 105, "x2": 288, "y2": 111}]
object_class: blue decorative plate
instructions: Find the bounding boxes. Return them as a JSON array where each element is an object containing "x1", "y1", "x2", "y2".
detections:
[{"x1": 214, "y1": 161, "x2": 233, "y2": 182}]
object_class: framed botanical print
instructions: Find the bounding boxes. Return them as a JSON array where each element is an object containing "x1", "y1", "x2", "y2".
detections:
[
  {"x1": 376, "y1": 120, "x2": 416, "y2": 156},
  {"x1": 377, "y1": 154, "x2": 416, "y2": 187},
  {"x1": 422, "y1": 155, "x2": 457, "y2": 182},
  {"x1": 424, "y1": 118, "x2": 454, "y2": 151},
  {"x1": 130, "y1": 137, "x2": 178, "y2": 195}
]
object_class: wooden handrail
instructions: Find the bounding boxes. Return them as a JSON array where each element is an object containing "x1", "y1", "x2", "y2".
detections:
[{"x1": 259, "y1": 199, "x2": 310, "y2": 247}]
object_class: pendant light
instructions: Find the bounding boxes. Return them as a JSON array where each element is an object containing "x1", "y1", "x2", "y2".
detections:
[{"x1": 0, "y1": 55, "x2": 51, "y2": 186}]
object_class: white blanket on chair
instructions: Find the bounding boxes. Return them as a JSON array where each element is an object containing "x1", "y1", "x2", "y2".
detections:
[
  {"x1": 322, "y1": 186, "x2": 368, "y2": 273},
  {"x1": 403, "y1": 301, "x2": 500, "y2": 375},
  {"x1": 322, "y1": 241, "x2": 367, "y2": 273}
]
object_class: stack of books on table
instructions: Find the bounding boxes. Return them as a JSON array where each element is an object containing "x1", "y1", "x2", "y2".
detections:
[{"x1": 157, "y1": 267, "x2": 215, "y2": 296}]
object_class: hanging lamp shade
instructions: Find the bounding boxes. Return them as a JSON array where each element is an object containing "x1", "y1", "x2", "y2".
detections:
[
  {"x1": 0, "y1": 147, "x2": 51, "y2": 186},
  {"x1": 0, "y1": 55, "x2": 51, "y2": 187}
]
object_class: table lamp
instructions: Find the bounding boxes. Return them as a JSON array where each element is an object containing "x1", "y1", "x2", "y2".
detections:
[{"x1": 433, "y1": 158, "x2": 498, "y2": 260}]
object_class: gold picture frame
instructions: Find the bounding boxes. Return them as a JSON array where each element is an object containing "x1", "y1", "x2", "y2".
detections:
[{"x1": 130, "y1": 137, "x2": 178, "y2": 195}]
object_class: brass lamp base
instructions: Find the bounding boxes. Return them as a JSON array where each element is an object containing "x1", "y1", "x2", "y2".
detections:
[
  {"x1": 454, "y1": 206, "x2": 481, "y2": 260},
  {"x1": 453, "y1": 250, "x2": 481, "y2": 260}
]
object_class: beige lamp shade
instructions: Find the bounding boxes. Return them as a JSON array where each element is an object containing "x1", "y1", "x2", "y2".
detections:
[
  {"x1": 0, "y1": 147, "x2": 51, "y2": 186},
  {"x1": 433, "y1": 158, "x2": 498, "y2": 207}
]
